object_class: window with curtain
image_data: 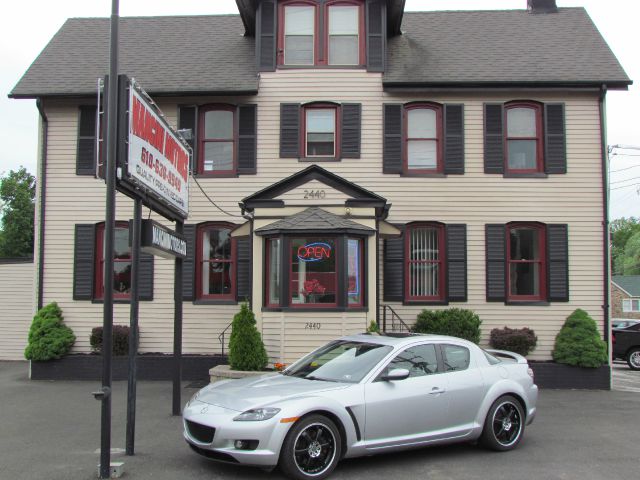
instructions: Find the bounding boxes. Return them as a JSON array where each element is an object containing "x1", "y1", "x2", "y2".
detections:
[
  {"x1": 508, "y1": 224, "x2": 546, "y2": 301},
  {"x1": 405, "y1": 104, "x2": 442, "y2": 173},
  {"x1": 505, "y1": 103, "x2": 543, "y2": 172},
  {"x1": 196, "y1": 224, "x2": 235, "y2": 299},
  {"x1": 198, "y1": 105, "x2": 235, "y2": 174},
  {"x1": 95, "y1": 222, "x2": 131, "y2": 300},
  {"x1": 406, "y1": 225, "x2": 444, "y2": 301}
]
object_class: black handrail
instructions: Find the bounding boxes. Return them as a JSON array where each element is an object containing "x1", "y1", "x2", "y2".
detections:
[
  {"x1": 381, "y1": 304, "x2": 412, "y2": 333},
  {"x1": 218, "y1": 322, "x2": 233, "y2": 356}
]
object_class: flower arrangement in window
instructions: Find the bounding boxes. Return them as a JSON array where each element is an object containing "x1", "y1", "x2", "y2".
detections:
[{"x1": 301, "y1": 278, "x2": 326, "y2": 303}]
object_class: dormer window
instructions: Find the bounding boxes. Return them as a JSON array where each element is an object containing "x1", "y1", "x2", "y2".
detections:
[{"x1": 278, "y1": 1, "x2": 364, "y2": 67}]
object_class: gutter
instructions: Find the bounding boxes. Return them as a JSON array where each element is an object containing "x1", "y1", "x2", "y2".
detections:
[
  {"x1": 599, "y1": 85, "x2": 610, "y2": 344},
  {"x1": 36, "y1": 98, "x2": 48, "y2": 311}
]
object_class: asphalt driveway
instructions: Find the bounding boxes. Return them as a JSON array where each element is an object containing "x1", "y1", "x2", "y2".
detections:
[{"x1": 0, "y1": 361, "x2": 638, "y2": 480}]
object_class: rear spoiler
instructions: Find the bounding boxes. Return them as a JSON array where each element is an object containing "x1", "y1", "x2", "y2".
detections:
[{"x1": 485, "y1": 349, "x2": 528, "y2": 364}]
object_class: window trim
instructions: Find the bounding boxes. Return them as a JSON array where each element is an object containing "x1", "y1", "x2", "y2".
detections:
[
  {"x1": 347, "y1": 237, "x2": 364, "y2": 308},
  {"x1": 504, "y1": 101, "x2": 544, "y2": 174},
  {"x1": 506, "y1": 222, "x2": 547, "y2": 302},
  {"x1": 197, "y1": 104, "x2": 237, "y2": 176},
  {"x1": 403, "y1": 103, "x2": 444, "y2": 175},
  {"x1": 195, "y1": 222, "x2": 237, "y2": 301},
  {"x1": 265, "y1": 236, "x2": 282, "y2": 309},
  {"x1": 277, "y1": 0, "x2": 365, "y2": 67},
  {"x1": 622, "y1": 298, "x2": 640, "y2": 313},
  {"x1": 301, "y1": 103, "x2": 340, "y2": 159},
  {"x1": 404, "y1": 222, "x2": 446, "y2": 303},
  {"x1": 94, "y1": 221, "x2": 131, "y2": 301}
]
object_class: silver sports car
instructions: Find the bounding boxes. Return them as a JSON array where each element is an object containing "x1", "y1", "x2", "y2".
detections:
[{"x1": 183, "y1": 333, "x2": 538, "y2": 480}]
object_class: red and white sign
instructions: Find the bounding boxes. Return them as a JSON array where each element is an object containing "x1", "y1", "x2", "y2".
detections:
[{"x1": 128, "y1": 87, "x2": 190, "y2": 218}]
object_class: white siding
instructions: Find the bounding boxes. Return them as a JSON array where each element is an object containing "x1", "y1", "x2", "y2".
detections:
[
  {"x1": 39, "y1": 69, "x2": 605, "y2": 362},
  {"x1": 0, "y1": 262, "x2": 35, "y2": 360}
]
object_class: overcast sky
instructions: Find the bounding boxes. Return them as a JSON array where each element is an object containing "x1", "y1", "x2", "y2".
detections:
[{"x1": 1, "y1": 0, "x2": 638, "y2": 218}]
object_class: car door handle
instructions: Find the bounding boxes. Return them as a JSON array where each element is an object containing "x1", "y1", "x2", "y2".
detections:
[{"x1": 429, "y1": 387, "x2": 446, "y2": 395}]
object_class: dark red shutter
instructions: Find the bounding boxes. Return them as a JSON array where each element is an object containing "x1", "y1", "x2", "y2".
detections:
[
  {"x1": 341, "y1": 103, "x2": 361, "y2": 158},
  {"x1": 257, "y1": 0, "x2": 277, "y2": 71},
  {"x1": 238, "y1": 104, "x2": 257, "y2": 174},
  {"x1": 486, "y1": 224, "x2": 506, "y2": 301},
  {"x1": 547, "y1": 224, "x2": 569, "y2": 301},
  {"x1": 76, "y1": 106, "x2": 97, "y2": 176},
  {"x1": 383, "y1": 104, "x2": 402, "y2": 174},
  {"x1": 544, "y1": 103, "x2": 567, "y2": 174},
  {"x1": 73, "y1": 224, "x2": 95, "y2": 300},
  {"x1": 280, "y1": 103, "x2": 300, "y2": 158},
  {"x1": 446, "y1": 224, "x2": 467, "y2": 302},
  {"x1": 366, "y1": 0, "x2": 385, "y2": 72},
  {"x1": 444, "y1": 104, "x2": 465, "y2": 175},
  {"x1": 484, "y1": 104, "x2": 504, "y2": 174},
  {"x1": 383, "y1": 234, "x2": 404, "y2": 302}
]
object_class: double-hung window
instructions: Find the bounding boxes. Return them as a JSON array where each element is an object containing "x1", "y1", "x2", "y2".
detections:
[
  {"x1": 405, "y1": 224, "x2": 445, "y2": 302},
  {"x1": 279, "y1": 1, "x2": 363, "y2": 67},
  {"x1": 196, "y1": 223, "x2": 235, "y2": 300},
  {"x1": 304, "y1": 105, "x2": 337, "y2": 157},
  {"x1": 507, "y1": 223, "x2": 546, "y2": 301},
  {"x1": 405, "y1": 104, "x2": 443, "y2": 173},
  {"x1": 505, "y1": 102, "x2": 543, "y2": 173},
  {"x1": 623, "y1": 299, "x2": 640, "y2": 312},
  {"x1": 198, "y1": 105, "x2": 235, "y2": 175},
  {"x1": 95, "y1": 222, "x2": 131, "y2": 300}
]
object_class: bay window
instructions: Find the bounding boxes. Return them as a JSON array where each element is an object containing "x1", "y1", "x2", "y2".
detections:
[
  {"x1": 405, "y1": 224, "x2": 445, "y2": 302},
  {"x1": 507, "y1": 223, "x2": 546, "y2": 301},
  {"x1": 291, "y1": 238, "x2": 337, "y2": 306},
  {"x1": 196, "y1": 223, "x2": 235, "y2": 300}
]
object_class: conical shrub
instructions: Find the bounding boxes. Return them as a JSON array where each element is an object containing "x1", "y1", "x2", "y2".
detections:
[
  {"x1": 24, "y1": 302, "x2": 76, "y2": 361},
  {"x1": 552, "y1": 309, "x2": 607, "y2": 368},
  {"x1": 228, "y1": 303, "x2": 268, "y2": 371}
]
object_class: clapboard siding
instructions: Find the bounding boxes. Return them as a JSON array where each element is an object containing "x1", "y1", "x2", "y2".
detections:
[
  {"x1": 0, "y1": 262, "x2": 35, "y2": 360},
  {"x1": 39, "y1": 70, "x2": 605, "y2": 361}
]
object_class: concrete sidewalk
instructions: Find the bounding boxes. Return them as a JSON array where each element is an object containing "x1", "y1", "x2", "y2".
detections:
[{"x1": 1, "y1": 361, "x2": 639, "y2": 480}]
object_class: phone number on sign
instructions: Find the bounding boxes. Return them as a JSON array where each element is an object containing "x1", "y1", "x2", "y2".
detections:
[{"x1": 140, "y1": 147, "x2": 183, "y2": 192}]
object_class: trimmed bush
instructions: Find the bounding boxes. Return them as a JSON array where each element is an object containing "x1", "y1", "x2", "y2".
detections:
[
  {"x1": 366, "y1": 320, "x2": 380, "y2": 334},
  {"x1": 489, "y1": 327, "x2": 538, "y2": 356},
  {"x1": 552, "y1": 309, "x2": 608, "y2": 368},
  {"x1": 228, "y1": 303, "x2": 268, "y2": 371},
  {"x1": 412, "y1": 308, "x2": 482, "y2": 344},
  {"x1": 90, "y1": 325, "x2": 132, "y2": 356},
  {"x1": 24, "y1": 302, "x2": 75, "y2": 361}
]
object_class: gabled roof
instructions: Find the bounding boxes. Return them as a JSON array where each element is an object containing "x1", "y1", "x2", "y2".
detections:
[
  {"x1": 9, "y1": 15, "x2": 258, "y2": 99},
  {"x1": 384, "y1": 8, "x2": 631, "y2": 90},
  {"x1": 612, "y1": 276, "x2": 640, "y2": 297},
  {"x1": 240, "y1": 164, "x2": 388, "y2": 215},
  {"x1": 255, "y1": 207, "x2": 375, "y2": 236}
]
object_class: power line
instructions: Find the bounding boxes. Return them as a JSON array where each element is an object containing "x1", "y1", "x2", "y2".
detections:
[
  {"x1": 612, "y1": 153, "x2": 640, "y2": 157},
  {"x1": 191, "y1": 175, "x2": 245, "y2": 218},
  {"x1": 611, "y1": 183, "x2": 640, "y2": 191},
  {"x1": 610, "y1": 176, "x2": 640, "y2": 185},
  {"x1": 611, "y1": 165, "x2": 640, "y2": 174}
]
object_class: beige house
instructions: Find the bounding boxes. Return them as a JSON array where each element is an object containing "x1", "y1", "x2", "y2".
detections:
[{"x1": 10, "y1": 0, "x2": 631, "y2": 372}]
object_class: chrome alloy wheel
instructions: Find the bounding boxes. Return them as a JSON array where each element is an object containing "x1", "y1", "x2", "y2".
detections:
[
  {"x1": 492, "y1": 401, "x2": 523, "y2": 447},
  {"x1": 293, "y1": 423, "x2": 337, "y2": 477},
  {"x1": 629, "y1": 350, "x2": 640, "y2": 369}
]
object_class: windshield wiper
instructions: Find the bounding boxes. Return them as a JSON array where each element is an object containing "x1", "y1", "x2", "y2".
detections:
[{"x1": 305, "y1": 375, "x2": 338, "y2": 382}]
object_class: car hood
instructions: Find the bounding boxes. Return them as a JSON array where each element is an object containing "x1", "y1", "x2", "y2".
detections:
[{"x1": 195, "y1": 373, "x2": 350, "y2": 412}]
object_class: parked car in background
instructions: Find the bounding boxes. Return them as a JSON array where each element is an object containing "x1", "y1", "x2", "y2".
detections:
[
  {"x1": 612, "y1": 323, "x2": 640, "y2": 370},
  {"x1": 611, "y1": 319, "x2": 640, "y2": 330},
  {"x1": 183, "y1": 333, "x2": 538, "y2": 480}
]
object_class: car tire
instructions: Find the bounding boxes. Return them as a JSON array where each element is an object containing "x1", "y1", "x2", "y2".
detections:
[
  {"x1": 627, "y1": 348, "x2": 640, "y2": 370},
  {"x1": 279, "y1": 414, "x2": 342, "y2": 480},
  {"x1": 480, "y1": 395, "x2": 525, "y2": 451}
]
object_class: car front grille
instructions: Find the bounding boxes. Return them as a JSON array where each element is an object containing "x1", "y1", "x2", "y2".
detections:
[{"x1": 186, "y1": 420, "x2": 215, "y2": 444}]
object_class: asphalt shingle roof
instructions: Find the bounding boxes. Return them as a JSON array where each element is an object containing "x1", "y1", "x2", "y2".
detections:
[
  {"x1": 255, "y1": 207, "x2": 375, "y2": 236},
  {"x1": 612, "y1": 276, "x2": 640, "y2": 297},
  {"x1": 10, "y1": 15, "x2": 258, "y2": 98},
  {"x1": 385, "y1": 8, "x2": 631, "y2": 88}
]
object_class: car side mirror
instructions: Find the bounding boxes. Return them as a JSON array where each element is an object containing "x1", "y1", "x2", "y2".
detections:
[{"x1": 381, "y1": 368, "x2": 410, "y2": 382}]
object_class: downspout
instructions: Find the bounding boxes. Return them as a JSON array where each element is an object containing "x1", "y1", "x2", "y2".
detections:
[
  {"x1": 599, "y1": 85, "x2": 610, "y2": 345},
  {"x1": 36, "y1": 98, "x2": 48, "y2": 311}
]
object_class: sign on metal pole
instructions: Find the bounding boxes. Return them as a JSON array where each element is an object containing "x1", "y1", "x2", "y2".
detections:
[{"x1": 140, "y1": 219, "x2": 187, "y2": 259}]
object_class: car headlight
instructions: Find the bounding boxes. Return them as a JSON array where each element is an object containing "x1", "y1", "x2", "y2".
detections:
[{"x1": 233, "y1": 408, "x2": 281, "y2": 422}]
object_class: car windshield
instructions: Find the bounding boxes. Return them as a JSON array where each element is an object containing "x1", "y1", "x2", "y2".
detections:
[{"x1": 284, "y1": 341, "x2": 393, "y2": 383}]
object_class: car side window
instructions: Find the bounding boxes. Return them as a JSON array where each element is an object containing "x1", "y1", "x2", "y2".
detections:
[
  {"x1": 385, "y1": 344, "x2": 439, "y2": 378},
  {"x1": 442, "y1": 344, "x2": 470, "y2": 372}
]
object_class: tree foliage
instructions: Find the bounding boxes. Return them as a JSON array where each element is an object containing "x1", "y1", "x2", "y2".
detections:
[
  {"x1": 24, "y1": 302, "x2": 76, "y2": 361},
  {"x1": 0, "y1": 167, "x2": 36, "y2": 258},
  {"x1": 228, "y1": 303, "x2": 268, "y2": 371},
  {"x1": 552, "y1": 309, "x2": 607, "y2": 368},
  {"x1": 611, "y1": 217, "x2": 640, "y2": 275}
]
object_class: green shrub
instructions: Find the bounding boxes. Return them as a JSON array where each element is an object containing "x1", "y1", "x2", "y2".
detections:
[
  {"x1": 90, "y1": 325, "x2": 132, "y2": 355},
  {"x1": 228, "y1": 303, "x2": 268, "y2": 371},
  {"x1": 366, "y1": 320, "x2": 380, "y2": 334},
  {"x1": 412, "y1": 308, "x2": 482, "y2": 344},
  {"x1": 489, "y1": 327, "x2": 537, "y2": 356},
  {"x1": 24, "y1": 302, "x2": 75, "y2": 361},
  {"x1": 552, "y1": 309, "x2": 608, "y2": 368}
]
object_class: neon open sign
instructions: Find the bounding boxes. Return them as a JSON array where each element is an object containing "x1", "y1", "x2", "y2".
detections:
[{"x1": 297, "y1": 242, "x2": 332, "y2": 262}]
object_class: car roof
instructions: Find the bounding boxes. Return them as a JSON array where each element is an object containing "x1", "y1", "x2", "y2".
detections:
[{"x1": 339, "y1": 332, "x2": 474, "y2": 348}]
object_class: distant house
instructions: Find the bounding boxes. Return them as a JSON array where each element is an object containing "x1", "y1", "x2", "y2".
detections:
[{"x1": 611, "y1": 276, "x2": 640, "y2": 320}]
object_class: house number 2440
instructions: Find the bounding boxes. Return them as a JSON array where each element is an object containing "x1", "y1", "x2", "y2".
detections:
[
  {"x1": 305, "y1": 323, "x2": 322, "y2": 330},
  {"x1": 303, "y1": 190, "x2": 326, "y2": 200}
]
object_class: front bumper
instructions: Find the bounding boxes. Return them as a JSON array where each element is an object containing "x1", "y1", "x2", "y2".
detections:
[{"x1": 183, "y1": 400, "x2": 291, "y2": 467}]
